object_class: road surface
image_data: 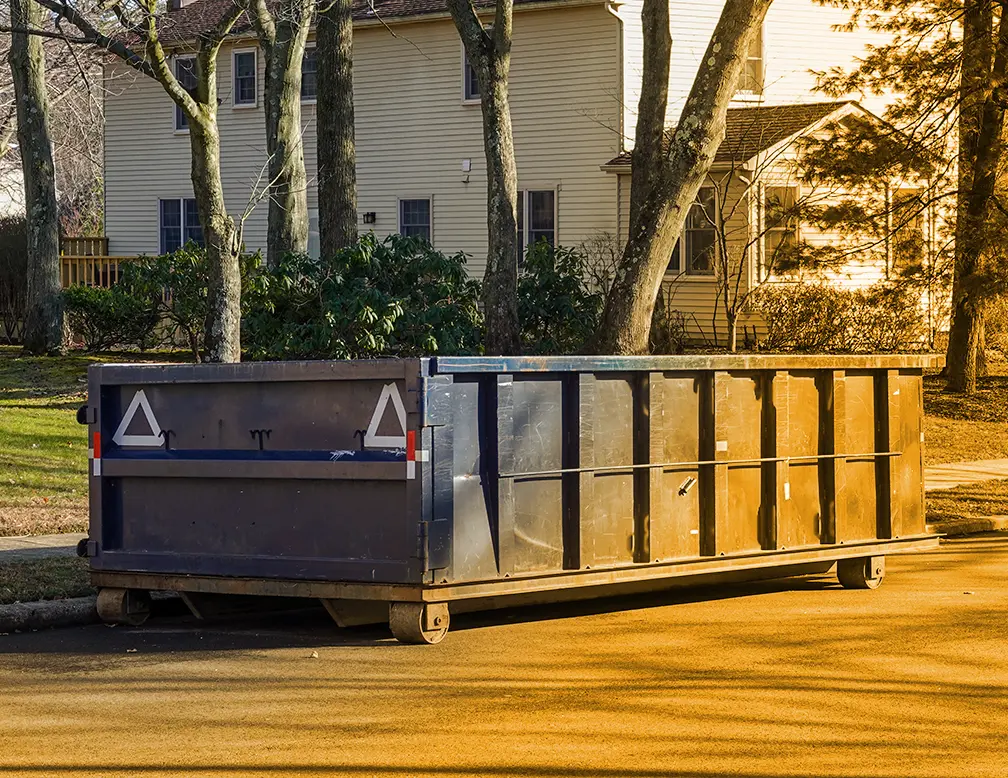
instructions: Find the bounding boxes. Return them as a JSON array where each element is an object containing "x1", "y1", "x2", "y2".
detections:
[{"x1": 1, "y1": 535, "x2": 1006, "y2": 778}]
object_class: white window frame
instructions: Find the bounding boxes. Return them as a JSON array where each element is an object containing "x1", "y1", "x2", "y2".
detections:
[
  {"x1": 158, "y1": 197, "x2": 203, "y2": 255},
  {"x1": 762, "y1": 183, "x2": 801, "y2": 279},
  {"x1": 307, "y1": 207, "x2": 320, "y2": 258},
  {"x1": 301, "y1": 44, "x2": 317, "y2": 105},
  {"x1": 173, "y1": 54, "x2": 197, "y2": 134},
  {"x1": 516, "y1": 188, "x2": 559, "y2": 256},
  {"x1": 668, "y1": 185, "x2": 719, "y2": 277},
  {"x1": 461, "y1": 42, "x2": 481, "y2": 105},
  {"x1": 397, "y1": 196, "x2": 433, "y2": 242},
  {"x1": 736, "y1": 23, "x2": 764, "y2": 98},
  {"x1": 232, "y1": 47, "x2": 258, "y2": 108}
]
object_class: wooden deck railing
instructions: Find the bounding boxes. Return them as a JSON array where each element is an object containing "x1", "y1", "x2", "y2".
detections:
[
  {"x1": 61, "y1": 235, "x2": 109, "y2": 257},
  {"x1": 60, "y1": 255, "x2": 138, "y2": 289}
]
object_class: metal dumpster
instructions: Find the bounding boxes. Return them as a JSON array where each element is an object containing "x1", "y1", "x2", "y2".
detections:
[{"x1": 81, "y1": 354, "x2": 941, "y2": 643}]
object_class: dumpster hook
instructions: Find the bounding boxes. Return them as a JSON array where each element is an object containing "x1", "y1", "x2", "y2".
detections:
[
  {"x1": 353, "y1": 429, "x2": 366, "y2": 451},
  {"x1": 159, "y1": 429, "x2": 175, "y2": 451},
  {"x1": 250, "y1": 429, "x2": 272, "y2": 451}
]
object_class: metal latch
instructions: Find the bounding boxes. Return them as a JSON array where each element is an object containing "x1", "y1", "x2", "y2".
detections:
[{"x1": 420, "y1": 520, "x2": 450, "y2": 572}]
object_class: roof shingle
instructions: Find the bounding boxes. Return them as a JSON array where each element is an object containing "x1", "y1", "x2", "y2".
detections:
[
  {"x1": 603, "y1": 101, "x2": 855, "y2": 169},
  {"x1": 157, "y1": 0, "x2": 573, "y2": 45}
]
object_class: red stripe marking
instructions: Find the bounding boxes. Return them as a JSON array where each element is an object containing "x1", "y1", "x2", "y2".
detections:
[
  {"x1": 93, "y1": 431, "x2": 101, "y2": 459},
  {"x1": 406, "y1": 430, "x2": 416, "y2": 462}
]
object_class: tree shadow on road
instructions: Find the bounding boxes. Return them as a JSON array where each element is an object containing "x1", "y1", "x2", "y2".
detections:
[{"x1": 0, "y1": 573, "x2": 840, "y2": 658}]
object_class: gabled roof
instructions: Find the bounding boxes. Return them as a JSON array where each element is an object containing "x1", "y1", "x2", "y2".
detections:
[
  {"x1": 603, "y1": 101, "x2": 859, "y2": 170},
  {"x1": 158, "y1": 0, "x2": 577, "y2": 45}
]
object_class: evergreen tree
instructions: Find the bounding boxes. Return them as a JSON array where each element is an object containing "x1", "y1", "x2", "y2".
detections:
[{"x1": 816, "y1": 0, "x2": 1008, "y2": 393}]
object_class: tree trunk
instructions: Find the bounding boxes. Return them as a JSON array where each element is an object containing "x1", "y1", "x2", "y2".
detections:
[
  {"x1": 946, "y1": 0, "x2": 1006, "y2": 393},
  {"x1": 596, "y1": 0, "x2": 773, "y2": 354},
  {"x1": 10, "y1": 0, "x2": 63, "y2": 354},
  {"x1": 190, "y1": 118, "x2": 242, "y2": 363},
  {"x1": 255, "y1": 0, "x2": 313, "y2": 267},
  {"x1": 449, "y1": 0, "x2": 520, "y2": 355},
  {"x1": 478, "y1": 58, "x2": 520, "y2": 355},
  {"x1": 317, "y1": 0, "x2": 358, "y2": 256}
]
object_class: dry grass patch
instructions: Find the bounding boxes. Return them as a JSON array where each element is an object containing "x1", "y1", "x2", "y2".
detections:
[
  {"x1": 0, "y1": 505, "x2": 88, "y2": 537},
  {"x1": 923, "y1": 363, "x2": 1008, "y2": 465},
  {"x1": 0, "y1": 556, "x2": 93, "y2": 605},
  {"x1": 926, "y1": 478, "x2": 1008, "y2": 527}
]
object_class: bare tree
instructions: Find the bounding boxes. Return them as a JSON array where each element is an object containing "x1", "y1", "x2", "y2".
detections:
[
  {"x1": 9, "y1": 0, "x2": 62, "y2": 353},
  {"x1": 248, "y1": 0, "x2": 313, "y2": 267},
  {"x1": 1, "y1": 17, "x2": 104, "y2": 235},
  {"x1": 11, "y1": 0, "x2": 250, "y2": 362},
  {"x1": 447, "y1": 0, "x2": 519, "y2": 355},
  {"x1": 317, "y1": 0, "x2": 357, "y2": 256},
  {"x1": 595, "y1": 0, "x2": 773, "y2": 354}
]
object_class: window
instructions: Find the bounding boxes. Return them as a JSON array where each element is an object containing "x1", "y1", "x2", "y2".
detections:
[
  {"x1": 399, "y1": 198, "x2": 431, "y2": 241},
  {"x1": 738, "y1": 24, "x2": 764, "y2": 95},
  {"x1": 301, "y1": 46, "x2": 317, "y2": 101},
  {"x1": 174, "y1": 56, "x2": 197, "y2": 131},
  {"x1": 308, "y1": 208, "x2": 320, "y2": 258},
  {"x1": 461, "y1": 31, "x2": 489, "y2": 102},
  {"x1": 516, "y1": 189, "x2": 556, "y2": 259},
  {"x1": 764, "y1": 185, "x2": 799, "y2": 273},
  {"x1": 890, "y1": 188, "x2": 925, "y2": 275},
  {"x1": 669, "y1": 187, "x2": 717, "y2": 275},
  {"x1": 233, "y1": 50, "x2": 257, "y2": 106},
  {"x1": 463, "y1": 55, "x2": 480, "y2": 101},
  {"x1": 159, "y1": 198, "x2": 204, "y2": 254}
]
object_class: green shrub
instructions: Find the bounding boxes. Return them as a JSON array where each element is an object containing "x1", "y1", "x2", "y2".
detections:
[
  {"x1": 63, "y1": 284, "x2": 159, "y2": 352},
  {"x1": 0, "y1": 216, "x2": 27, "y2": 344},
  {"x1": 753, "y1": 282, "x2": 927, "y2": 352},
  {"x1": 121, "y1": 244, "x2": 261, "y2": 361},
  {"x1": 242, "y1": 234, "x2": 483, "y2": 360},
  {"x1": 518, "y1": 242, "x2": 604, "y2": 355}
]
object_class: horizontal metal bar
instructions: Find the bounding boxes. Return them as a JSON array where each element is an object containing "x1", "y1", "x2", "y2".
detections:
[
  {"x1": 99, "y1": 458, "x2": 408, "y2": 481},
  {"x1": 93, "y1": 358, "x2": 424, "y2": 385},
  {"x1": 89, "y1": 536, "x2": 939, "y2": 604},
  {"x1": 424, "y1": 536, "x2": 939, "y2": 602},
  {"x1": 500, "y1": 451, "x2": 902, "y2": 480},
  {"x1": 433, "y1": 354, "x2": 944, "y2": 374}
]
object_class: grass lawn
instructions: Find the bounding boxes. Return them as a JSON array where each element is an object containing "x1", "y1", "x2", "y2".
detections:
[
  {"x1": 0, "y1": 345, "x2": 182, "y2": 537},
  {"x1": 0, "y1": 556, "x2": 93, "y2": 605},
  {"x1": 923, "y1": 360, "x2": 1008, "y2": 465},
  {"x1": 926, "y1": 478, "x2": 1008, "y2": 526}
]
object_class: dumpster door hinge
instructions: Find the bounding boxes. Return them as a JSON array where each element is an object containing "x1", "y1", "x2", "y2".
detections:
[{"x1": 420, "y1": 520, "x2": 450, "y2": 572}]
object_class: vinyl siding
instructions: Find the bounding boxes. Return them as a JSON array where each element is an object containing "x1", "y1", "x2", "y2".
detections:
[
  {"x1": 616, "y1": 168, "x2": 754, "y2": 344},
  {"x1": 615, "y1": 0, "x2": 889, "y2": 150},
  {"x1": 104, "y1": 3, "x2": 622, "y2": 270}
]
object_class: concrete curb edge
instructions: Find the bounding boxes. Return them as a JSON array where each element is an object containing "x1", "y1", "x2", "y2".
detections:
[
  {"x1": 926, "y1": 516, "x2": 1008, "y2": 537},
  {"x1": 0, "y1": 596, "x2": 98, "y2": 633}
]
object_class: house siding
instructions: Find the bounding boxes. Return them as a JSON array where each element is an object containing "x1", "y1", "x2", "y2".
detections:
[
  {"x1": 103, "y1": 3, "x2": 622, "y2": 271},
  {"x1": 615, "y1": 0, "x2": 888, "y2": 150}
]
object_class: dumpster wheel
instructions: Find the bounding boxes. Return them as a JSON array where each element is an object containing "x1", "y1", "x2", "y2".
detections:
[
  {"x1": 837, "y1": 556, "x2": 885, "y2": 590},
  {"x1": 96, "y1": 587, "x2": 151, "y2": 626},
  {"x1": 388, "y1": 602, "x2": 449, "y2": 644}
]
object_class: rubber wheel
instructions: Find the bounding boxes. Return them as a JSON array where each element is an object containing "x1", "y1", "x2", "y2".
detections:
[
  {"x1": 96, "y1": 587, "x2": 152, "y2": 626},
  {"x1": 388, "y1": 602, "x2": 449, "y2": 644},
  {"x1": 837, "y1": 557, "x2": 885, "y2": 590}
]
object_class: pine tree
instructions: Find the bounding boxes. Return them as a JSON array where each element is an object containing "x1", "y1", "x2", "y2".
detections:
[{"x1": 816, "y1": 0, "x2": 1008, "y2": 393}]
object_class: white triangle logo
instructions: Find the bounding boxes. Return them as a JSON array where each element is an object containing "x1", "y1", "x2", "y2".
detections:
[
  {"x1": 112, "y1": 389, "x2": 163, "y2": 447},
  {"x1": 364, "y1": 383, "x2": 407, "y2": 448}
]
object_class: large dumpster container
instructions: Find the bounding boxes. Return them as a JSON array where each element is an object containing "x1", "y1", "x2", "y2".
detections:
[{"x1": 81, "y1": 354, "x2": 940, "y2": 642}]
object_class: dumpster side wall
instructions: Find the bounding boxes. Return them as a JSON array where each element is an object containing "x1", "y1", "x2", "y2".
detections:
[{"x1": 434, "y1": 364, "x2": 930, "y2": 585}]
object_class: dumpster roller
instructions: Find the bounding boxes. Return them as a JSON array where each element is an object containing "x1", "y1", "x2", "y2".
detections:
[{"x1": 80, "y1": 355, "x2": 940, "y2": 643}]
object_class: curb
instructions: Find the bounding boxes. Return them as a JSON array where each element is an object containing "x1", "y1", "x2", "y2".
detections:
[
  {"x1": 926, "y1": 516, "x2": 1008, "y2": 537},
  {"x1": 0, "y1": 596, "x2": 98, "y2": 633}
]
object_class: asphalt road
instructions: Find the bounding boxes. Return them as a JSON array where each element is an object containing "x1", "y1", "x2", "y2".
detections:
[{"x1": 1, "y1": 536, "x2": 1006, "y2": 778}]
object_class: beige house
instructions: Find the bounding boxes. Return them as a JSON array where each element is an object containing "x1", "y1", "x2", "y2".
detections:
[{"x1": 103, "y1": 0, "x2": 900, "y2": 337}]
